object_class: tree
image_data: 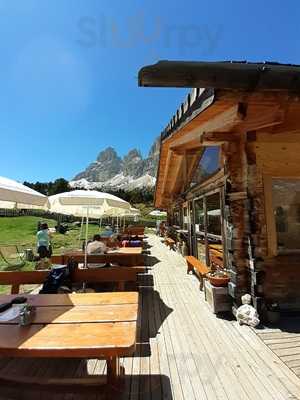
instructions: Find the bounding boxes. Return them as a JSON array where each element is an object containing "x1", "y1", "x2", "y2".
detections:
[{"x1": 23, "y1": 178, "x2": 71, "y2": 196}]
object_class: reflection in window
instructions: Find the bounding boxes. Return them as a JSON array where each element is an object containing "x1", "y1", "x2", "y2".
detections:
[
  {"x1": 206, "y1": 193, "x2": 223, "y2": 269},
  {"x1": 173, "y1": 209, "x2": 181, "y2": 227},
  {"x1": 272, "y1": 179, "x2": 300, "y2": 251},
  {"x1": 190, "y1": 146, "x2": 220, "y2": 187},
  {"x1": 183, "y1": 206, "x2": 188, "y2": 230},
  {"x1": 194, "y1": 198, "x2": 206, "y2": 262},
  {"x1": 194, "y1": 198, "x2": 204, "y2": 232},
  {"x1": 206, "y1": 193, "x2": 222, "y2": 236}
]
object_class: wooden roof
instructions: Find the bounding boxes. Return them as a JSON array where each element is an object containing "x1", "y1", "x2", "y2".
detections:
[
  {"x1": 154, "y1": 91, "x2": 300, "y2": 208},
  {"x1": 140, "y1": 60, "x2": 300, "y2": 208},
  {"x1": 139, "y1": 60, "x2": 300, "y2": 90}
]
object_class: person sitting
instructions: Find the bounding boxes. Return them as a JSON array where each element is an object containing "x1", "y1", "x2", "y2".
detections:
[
  {"x1": 85, "y1": 234, "x2": 109, "y2": 269},
  {"x1": 36, "y1": 223, "x2": 52, "y2": 259},
  {"x1": 86, "y1": 234, "x2": 107, "y2": 255}
]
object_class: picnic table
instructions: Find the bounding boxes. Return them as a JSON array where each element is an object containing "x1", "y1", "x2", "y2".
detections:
[{"x1": 0, "y1": 292, "x2": 139, "y2": 390}]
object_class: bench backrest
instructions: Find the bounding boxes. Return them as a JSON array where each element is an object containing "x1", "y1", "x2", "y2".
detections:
[
  {"x1": 0, "y1": 266, "x2": 145, "y2": 294},
  {"x1": 123, "y1": 226, "x2": 145, "y2": 235},
  {"x1": 51, "y1": 253, "x2": 143, "y2": 266}
]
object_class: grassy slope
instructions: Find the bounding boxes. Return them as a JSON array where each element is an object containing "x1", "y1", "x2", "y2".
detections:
[{"x1": 0, "y1": 216, "x2": 101, "y2": 293}]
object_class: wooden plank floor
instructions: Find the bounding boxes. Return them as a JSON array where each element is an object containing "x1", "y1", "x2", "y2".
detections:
[
  {"x1": 255, "y1": 316, "x2": 300, "y2": 381},
  {"x1": 1, "y1": 234, "x2": 300, "y2": 399}
]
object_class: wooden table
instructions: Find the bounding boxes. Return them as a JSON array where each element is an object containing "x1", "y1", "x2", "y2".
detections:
[
  {"x1": 57, "y1": 247, "x2": 144, "y2": 266},
  {"x1": 0, "y1": 292, "x2": 139, "y2": 389}
]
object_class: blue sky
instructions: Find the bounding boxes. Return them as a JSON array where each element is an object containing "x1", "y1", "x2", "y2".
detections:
[{"x1": 1, "y1": 0, "x2": 300, "y2": 182}]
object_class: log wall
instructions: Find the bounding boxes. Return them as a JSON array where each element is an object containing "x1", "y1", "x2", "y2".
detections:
[{"x1": 248, "y1": 132, "x2": 300, "y2": 306}]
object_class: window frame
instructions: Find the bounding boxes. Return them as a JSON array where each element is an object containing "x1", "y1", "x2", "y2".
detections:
[
  {"x1": 189, "y1": 146, "x2": 222, "y2": 189},
  {"x1": 264, "y1": 175, "x2": 300, "y2": 256},
  {"x1": 192, "y1": 187, "x2": 225, "y2": 265}
]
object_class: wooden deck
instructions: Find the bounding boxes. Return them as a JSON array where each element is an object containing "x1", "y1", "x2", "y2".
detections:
[
  {"x1": 255, "y1": 316, "x2": 300, "y2": 382},
  {"x1": 1, "y1": 234, "x2": 300, "y2": 399}
]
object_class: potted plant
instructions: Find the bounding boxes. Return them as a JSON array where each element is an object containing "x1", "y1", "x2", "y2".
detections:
[
  {"x1": 207, "y1": 269, "x2": 230, "y2": 287},
  {"x1": 266, "y1": 301, "x2": 280, "y2": 324}
]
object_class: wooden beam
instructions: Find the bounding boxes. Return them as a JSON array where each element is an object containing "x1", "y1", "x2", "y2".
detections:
[
  {"x1": 172, "y1": 148, "x2": 200, "y2": 156},
  {"x1": 167, "y1": 154, "x2": 184, "y2": 195},
  {"x1": 242, "y1": 104, "x2": 284, "y2": 132},
  {"x1": 161, "y1": 149, "x2": 174, "y2": 197},
  {"x1": 201, "y1": 132, "x2": 241, "y2": 146},
  {"x1": 169, "y1": 103, "x2": 245, "y2": 150}
]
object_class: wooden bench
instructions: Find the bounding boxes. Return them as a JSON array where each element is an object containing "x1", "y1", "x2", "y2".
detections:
[
  {"x1": 165, "y1": 238, "x2": 176, "y2": 250},
  {"x1": 185, "y1": 256, "x2": 210, "y2": 290},
  {"x1": 0, "y1": 266, "x2": 146, "y2": 294}
]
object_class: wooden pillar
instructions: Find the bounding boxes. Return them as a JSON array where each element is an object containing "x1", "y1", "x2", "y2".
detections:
[{"x1": 225, "y1": 137, "x2": 250, "y2": 305}]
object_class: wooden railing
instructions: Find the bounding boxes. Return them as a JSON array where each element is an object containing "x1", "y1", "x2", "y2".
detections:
[{"x1": 0, "y1": 266, "x2": 146, "y2": 294}]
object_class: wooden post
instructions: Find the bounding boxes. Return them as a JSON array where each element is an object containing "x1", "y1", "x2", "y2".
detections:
[
  {"x1": 107, "y1": 356, "x2": 124, "y2": 385},
  {"x1": 225, "y1": 136, "x2": 250, "y2": 304},
  {"x1": 11, "y1": 284, "x2": 20, "y2": 295}
]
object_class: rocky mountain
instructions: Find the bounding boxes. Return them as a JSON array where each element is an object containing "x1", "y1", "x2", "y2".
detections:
[{"x1": 70, "y1": 137, "x2": 160, "y2": 191}]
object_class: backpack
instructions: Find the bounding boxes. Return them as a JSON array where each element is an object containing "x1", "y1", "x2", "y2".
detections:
[{"x1": 39, "y1": 259, "x2": 77, "y2": 294}]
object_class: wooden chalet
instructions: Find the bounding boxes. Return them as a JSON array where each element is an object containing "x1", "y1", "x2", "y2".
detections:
[{"x1": 139, "y1": 60, "x2": 300, "y2": 311}]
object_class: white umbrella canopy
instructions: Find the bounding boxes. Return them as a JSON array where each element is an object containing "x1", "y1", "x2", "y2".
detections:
[
  {"x1": 49, "y1": 190, "x2": 131, "y2": 217},
  {"x1": 0, "y1": 176, "x2": 49, "y2": 209},
  {"x1": 49, "y1": 190, "x2": 131, "y2": 269},
  {"x1": 149, "y1": 210, "x2": 167, "y2": 217},
  {"x1": 102, "y1": 206, "x2": 140, "y2": 217}
]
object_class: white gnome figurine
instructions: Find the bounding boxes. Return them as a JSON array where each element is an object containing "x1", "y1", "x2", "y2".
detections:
[{"x1": 236, "y1": 294, "x2": 260, "y2": 327}]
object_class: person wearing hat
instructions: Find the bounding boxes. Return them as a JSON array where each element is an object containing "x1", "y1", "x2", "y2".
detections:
[{"x1": 36, "y1": 222, "x2": 52, "y2": 259}]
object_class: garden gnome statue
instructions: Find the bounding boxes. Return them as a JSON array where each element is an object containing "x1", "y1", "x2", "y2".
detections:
[{"x1": 236, "y1": 294, "x2": 260, "y2": 327}]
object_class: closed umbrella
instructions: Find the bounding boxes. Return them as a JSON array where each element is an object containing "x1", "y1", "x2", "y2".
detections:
[{"x1": 0, "y1": 176, "x2": 49, "y2": 209}]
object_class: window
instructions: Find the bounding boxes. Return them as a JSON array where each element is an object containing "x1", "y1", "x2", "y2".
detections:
[
  {"x1": 194, "y1": 198, "x2": 206, "y2": 262},
  {"x1": 194, "y1": 198, "x2": 204, "y2": 233},
  {"x1": 190, "y1": 146, "x2": 220, "y2": 187},
  {"x1": 193, "y1": 192, "x2": 223, "y2": 267},
  {"x1": 183, "y1": 206, "x2": 189, "y2": 230},
  {"x1": 206, "y1": 193, "x2": 222, "y2": 237},
  {"x1": 272, "y1": 179, "x2": 300, "y2": 252},
  {"x1": 173, "y1": 209, "x2": 181, "y2": 227}
]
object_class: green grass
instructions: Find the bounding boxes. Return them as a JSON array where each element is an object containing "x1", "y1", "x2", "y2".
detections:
[
  {"x1": 0, "y1": 216, "x2": 101, "y2": 269},
  {"x1": 0, "y1": 214, "x2": 156, "y2": 294}
]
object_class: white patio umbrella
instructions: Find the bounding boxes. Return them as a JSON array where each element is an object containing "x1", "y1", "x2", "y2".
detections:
[
  {"x1": 149, "y1": 210, "x2": 167, "y2": 217},
  {"x1": 100, "y1": 206, "x2": 141, "y2": 230},
  {"x1": 48, "y1": 190, "x2": 131, "y2": 267},
  {"x1": 49, "y1": 190, "x2": 130, "y2": 217},
  {"x1": 0, "y1": 176, "x2": 49, "y2": 209}
]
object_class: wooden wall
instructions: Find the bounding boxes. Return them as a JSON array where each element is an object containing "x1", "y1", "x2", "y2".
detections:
[{"x1": 247, "y1": 131, "x2": 300, "y2": 306}]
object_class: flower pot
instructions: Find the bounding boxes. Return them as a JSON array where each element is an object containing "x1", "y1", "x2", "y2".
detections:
[{"x1": 207, "y1": 274, "x2": 230, "y2": 287}]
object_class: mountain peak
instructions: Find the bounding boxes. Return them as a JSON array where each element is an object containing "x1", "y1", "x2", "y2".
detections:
[
  {"x1": 96, "y1": 147, "x2": 119, "y2": 163},
  {"x1": 124, "y1": 148, "x2": 142, "y2": 160},
  {"x1": 72, "y1": 137, "x2": 160, "y2": 191}
]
